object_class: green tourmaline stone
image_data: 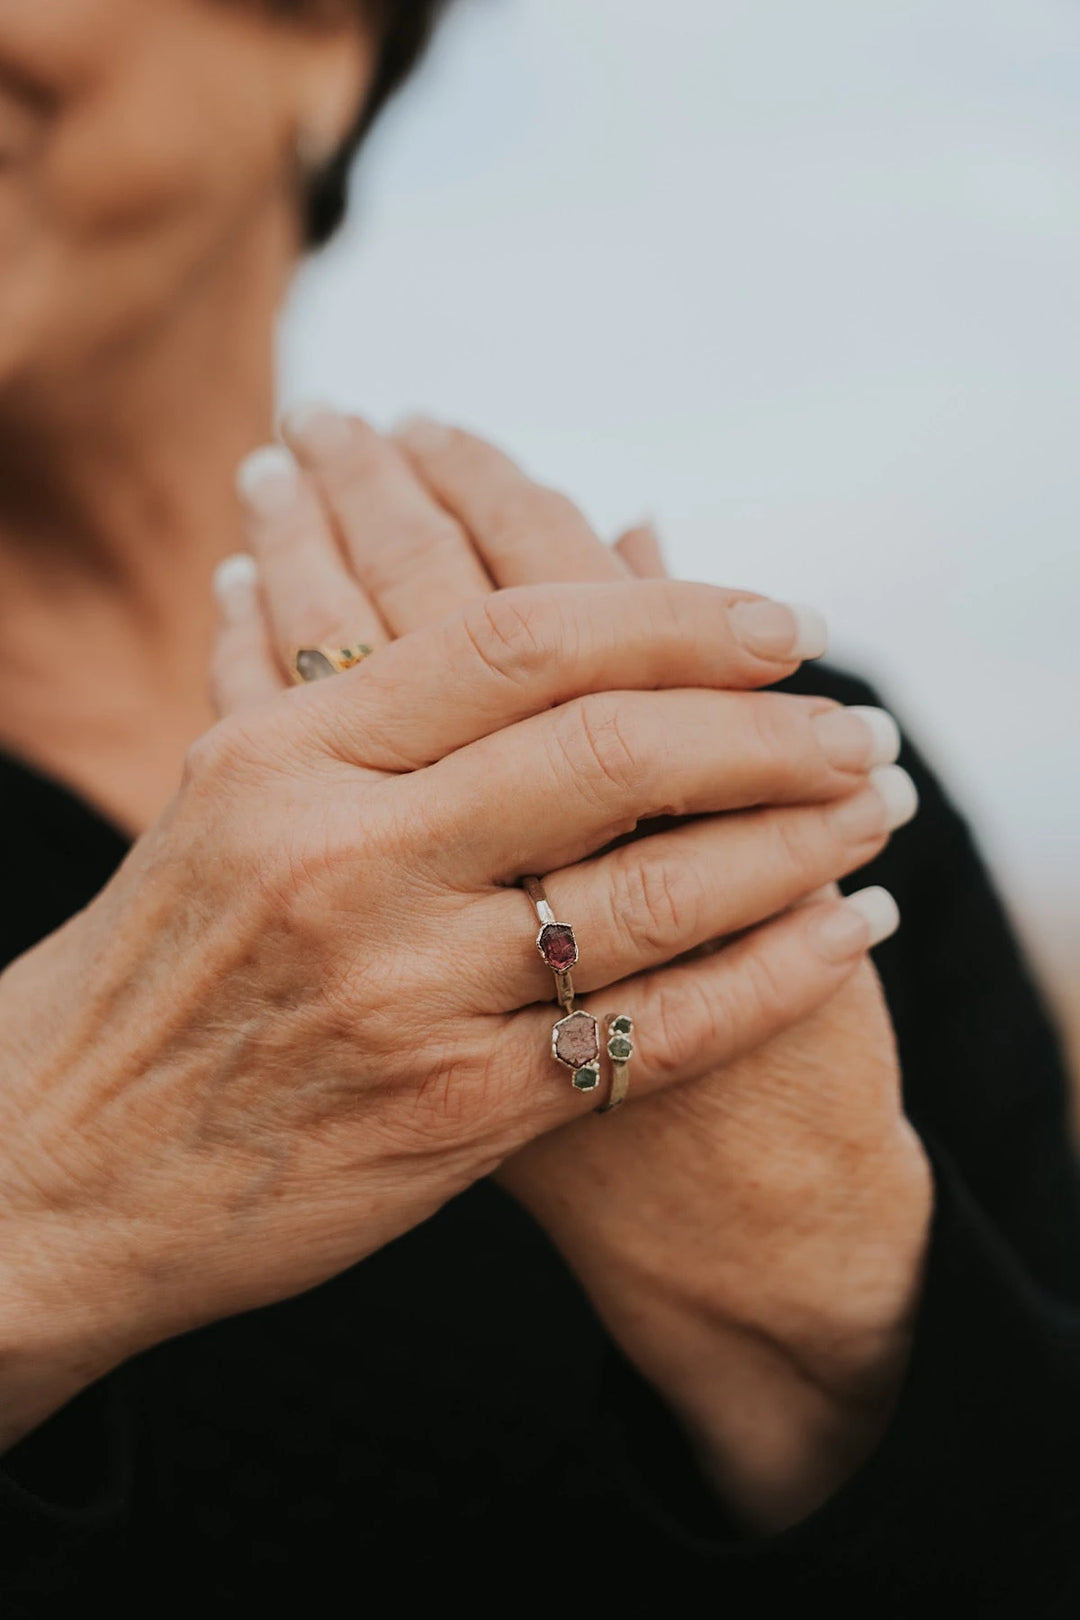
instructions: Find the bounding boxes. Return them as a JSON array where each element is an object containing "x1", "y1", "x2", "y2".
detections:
[
  {"x1": 608, "y1": 1035, "x2": 633, "y2": 1061},
  {"x1": 572, "y1": 1066, "x2": 600, "y2": 1092},
  {"x1": 611, "y1": 1016, "x2": 633, "y2": 1036}
]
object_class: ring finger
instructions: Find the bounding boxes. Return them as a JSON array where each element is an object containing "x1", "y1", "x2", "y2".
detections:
[
  {"x1": 235, "y1": 443, "x2": 388, "y2": 678},
  {"x1": 281, "y1": 407, "x2": 492, "y2": 634}
]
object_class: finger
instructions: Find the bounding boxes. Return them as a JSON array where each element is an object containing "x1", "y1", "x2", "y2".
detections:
[
  {"x1": 614, "y1": 520, "x2": 666, "y2": 578},
  {"x1": 209, "y1": 554, "x2": 283, "y2": 716},
  {"x1": 418, "y1": 687, "x2": 915, "y2": 883},
  {"x1": 393, "y1": 417, "x2": 626, "y2": 587},
  {"x1": 307, "y1": 579, "x2": 830, "y2": 772},
  {"x1": 505, "y1": 886, "x2": 902, "y2": 1131},
  {"x1": 282, "y1": 406, "x2": 491, "y2": 633},
  {"x1": 236, "y1": 444, "x2": 388, "y2": 677},
  {"x1": 472, "y1": 779, "x2": 908, "y2": 1010}
]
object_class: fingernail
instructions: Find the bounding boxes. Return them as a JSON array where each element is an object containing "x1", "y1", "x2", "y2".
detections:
[
  {"x1": 394, "y1": 413, "x2": 452, "y2": 453},
  {"x1": 871, "y1": 763, "x2": 919, "y2": 830},
  {"x1": 729, "y1": 599, "x2": 828, "y2": 661},
  {"x1": 813, "y1": 705, "x2": 901, "y2": 770},
  {"x1": 848, "y1": 706, "x2": 901, "y2": 765},
  {"x1": 212, "y1": 553, "x2": 258, "y2": 621},
  {"x1": 281, "y1": 401, "x2": 351, "y2": 455},
  {"x1": 236, "y1": 445, "x2": 300, "y2": 515},
  {"x1": 812, "y1": 886, "x2": 900, "y2": 962}
]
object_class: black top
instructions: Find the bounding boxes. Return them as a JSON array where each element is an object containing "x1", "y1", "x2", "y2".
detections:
[{"x1": 2, "y1": 665, "x2": 1080, "y2": 1617}]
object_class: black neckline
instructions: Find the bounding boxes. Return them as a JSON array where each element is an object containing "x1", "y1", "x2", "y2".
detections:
[{"x1": 0, "y1": 747, "x2": 131, "y2": 862}]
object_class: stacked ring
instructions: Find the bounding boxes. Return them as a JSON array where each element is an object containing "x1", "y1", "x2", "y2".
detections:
[
  {"x1": 523, "y1": 876, "x2": 601, "y2": 1095},
  {"x1": 290, "y1": 643, "x2": 373, "y2": 684},
  {"x1": 595, "y1": 1014, "x2": 634, "y2": 1114}
]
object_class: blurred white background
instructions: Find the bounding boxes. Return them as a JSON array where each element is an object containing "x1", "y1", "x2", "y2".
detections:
[{"x1": 281, "y1": 0, "x2": 1080, "y2": 1060}]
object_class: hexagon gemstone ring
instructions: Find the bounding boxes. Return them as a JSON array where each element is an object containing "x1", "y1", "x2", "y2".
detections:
[{"x1": 523, "y1": 875, "x2": 579, "y2": 1013}]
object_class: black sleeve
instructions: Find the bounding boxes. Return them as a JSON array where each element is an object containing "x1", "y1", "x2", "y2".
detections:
[
  {"x1": 0, "y1": 1376, "x2": 132, "y2": 1605},
  {"x1": 595, "y1": 669, "x2": 1080, "y2": 1613},
  {"x1": 846, "y1": 671, "x2": 1080, "y2": 1301}
]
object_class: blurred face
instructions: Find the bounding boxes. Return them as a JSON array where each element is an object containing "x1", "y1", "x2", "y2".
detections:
[{"x1": 0, "y1": 0, "x2": 370, "y2": 390}]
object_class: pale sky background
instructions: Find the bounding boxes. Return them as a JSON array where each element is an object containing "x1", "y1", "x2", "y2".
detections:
[{"x1": 281, "y1": 0, "x2": 1080, "y2": 1042}]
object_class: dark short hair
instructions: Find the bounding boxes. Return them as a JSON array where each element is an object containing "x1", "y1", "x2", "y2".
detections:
[{"x1": 307, "y1": 1, "x2": 453, "y2": 245}]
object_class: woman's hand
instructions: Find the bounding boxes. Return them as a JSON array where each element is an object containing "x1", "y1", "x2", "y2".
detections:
[
  {"x1": 214, "y1": 409, "x2": 930, "y2": 1529},
  {"x1": 0, "y1": 573, "x2": 890, "y2": 1454}
]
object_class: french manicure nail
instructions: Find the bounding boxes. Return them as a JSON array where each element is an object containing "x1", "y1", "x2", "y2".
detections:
[
  {"x1": 212, "y1": 553, "x2": 258, "y2": 622},
  {"x1": 394, "y1": 413, "x2": 452, "y2": 453},
  {"x1": 870, "y1": 764, "x2": 919, "y2": 830},
  {"x1": 235, "y1": 445, "x2": 300, "y2": 515},
  {"x1": 812, "y1": 885, "x2": 900, "y2": 962},
  {"x1": 281, "y1": 401, "x2": 351, "y2": 455},
  {"x1": 848, "y1": 706, "x2": 901, "y2": 766},
  {"x1": 728, "y1": 599, "x2": 829, "y2": 661},
  {"x1": 813, "y1": 705, "x2": 901, "y2": 770}
]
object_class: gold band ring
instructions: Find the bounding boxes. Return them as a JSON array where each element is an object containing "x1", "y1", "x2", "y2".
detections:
[{"x1": 290, "y1": 644, "x2": 373, "y2": 684}]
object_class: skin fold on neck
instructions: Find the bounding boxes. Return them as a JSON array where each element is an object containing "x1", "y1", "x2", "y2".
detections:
[{"x1": 0, "y1": 203, "x2": 295, "y2": 837}]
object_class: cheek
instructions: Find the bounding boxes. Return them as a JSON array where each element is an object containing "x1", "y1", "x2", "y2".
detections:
[
  {"x1": 0, "y1": 22, "x2": 294, "y2": 380},
  {"x1": 50, "y1": 43, "x2": 287, "y2": 246}
]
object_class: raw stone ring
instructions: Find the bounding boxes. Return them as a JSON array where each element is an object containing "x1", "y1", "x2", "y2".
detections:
[
  {"x1": 290, "y1": 644, "x2": 373, "y2": 684},
  {"x1": 523, "y1": 875, "x2": 579, "y2": 1014}
]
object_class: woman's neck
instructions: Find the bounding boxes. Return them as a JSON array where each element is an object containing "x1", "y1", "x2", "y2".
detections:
[{"x1": 0, "y1": 214, "x2": 293, "y2": 836}]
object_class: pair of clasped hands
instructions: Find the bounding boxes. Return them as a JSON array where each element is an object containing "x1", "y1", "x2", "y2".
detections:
[{"x1": 0, "y1": 412, "x2": 931, "y2": 1530}]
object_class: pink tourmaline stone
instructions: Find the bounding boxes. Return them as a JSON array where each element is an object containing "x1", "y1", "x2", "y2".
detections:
[
  {"x1": 553, "y1": 1010, "x2": 599, "y2": 1069},
  {"x1": 538, "y1": 923, "x2": 578, "y2": 973}
]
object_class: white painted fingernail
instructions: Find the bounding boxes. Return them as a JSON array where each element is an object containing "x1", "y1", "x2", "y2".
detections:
[
  {"x1": 789, "y1": 604, "x2": 829, "y2": 659},
  {"x1": 212, "y1": 553, "x2": 257, "y2": 601},
  {"x1": 281, "y1": 401, "x2": 351, "y2": 455},
  {"x1": 870, "y1": 764, "x2": 919, "y2": 830},
  {"x1": 212, "y1": 554, "x2": 258, "y2": 621},
  {"x1": 811, "y1": 885, "x2": 900, "y2": 962},
  {"x1": 844, "y1": 885, "x2": 901, "y2": 946},
  {"x1": 394, "y1": 413, "x2": 452, "y2": 453},
  {"x1": 848, "y1": 706, "x2": 901, "y2": 766},
  {"x1": 729, "y1": 600, "x2": 829, "y2": 661},
  {"x1": 236, "y1": 445, "x2": 300, "y2": 514}
]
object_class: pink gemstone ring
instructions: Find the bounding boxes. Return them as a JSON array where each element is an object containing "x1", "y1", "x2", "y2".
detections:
[{"x1": 523, "y1": 875, "x2": 579, "y2": 1013}]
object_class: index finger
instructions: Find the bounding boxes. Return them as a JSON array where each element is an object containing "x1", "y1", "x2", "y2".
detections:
[{"x1": 303, "y1": 578, "x2": 832, "y2": 773}]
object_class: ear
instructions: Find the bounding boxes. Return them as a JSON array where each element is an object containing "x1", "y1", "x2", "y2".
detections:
[{"x1": 292, "y1": 18, "x2": 374, "y2": 171}]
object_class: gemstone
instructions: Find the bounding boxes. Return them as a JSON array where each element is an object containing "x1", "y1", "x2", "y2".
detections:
[
  {"x1": 610, "y1": 1015, "x2": 633, "y2": 1036},
  {"x1": 295, "y1": 648, "x2": 337, "y2": 681},
  {"x1": 537, "y1": 923, "x2": 578, "y2": 973},
  {"x1": 552, "y1": 1009, "x2": 600, "y2": 1070},
  {"x1": 339, "y1": 645, "x2": 372, "y2": 668},
  {"x1": 572, "y1": 1066, "x2": 601, "y2": 1093},
  {"x1": 608, "y1": 1035, "x2": 633, "y2": 1062}
]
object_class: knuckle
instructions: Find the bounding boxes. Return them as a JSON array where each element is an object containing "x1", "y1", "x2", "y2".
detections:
[
  {"x1": 182, "y1": 721, "x2": 240, "y2": 792},
  {"x1": 558, "y1": 694, "x2": 640, "y2": 804},
  {"x1": 645, "y1": 975, "x2": 723, "y2": 1079},
  {"x1": 611, "y1": 851, "x2": 692, "y2": 956},
  {"x1": 460, "y1": 591, "x2": 551, "y2": 687}
]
